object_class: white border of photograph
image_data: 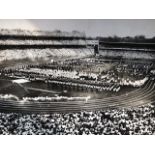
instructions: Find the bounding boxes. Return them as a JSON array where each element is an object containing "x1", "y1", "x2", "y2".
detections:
[{"x1": 0, "y1": 0, "x2": 155, "y2": 19}]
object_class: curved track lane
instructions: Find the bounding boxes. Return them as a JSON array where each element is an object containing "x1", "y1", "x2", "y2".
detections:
[{"x1": 0, "y1": 79, "x2": 155, "y2": 113}]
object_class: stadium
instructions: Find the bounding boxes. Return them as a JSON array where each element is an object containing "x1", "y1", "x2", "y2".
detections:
[{"x1": 1, "y1": 28, "x2": 155, "y2": 135}]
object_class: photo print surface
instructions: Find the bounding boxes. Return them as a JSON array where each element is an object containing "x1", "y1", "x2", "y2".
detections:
[{"x1": 0, "y1": 19, "x2": 155, "y2": 135}]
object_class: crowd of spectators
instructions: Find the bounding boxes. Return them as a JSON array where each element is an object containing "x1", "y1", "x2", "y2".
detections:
[
  {"x1": 0, "y1": 39, "x2": 87, "y2": 46},
  {"x1": 100, "y1": 50, "x2": 155, "y2": 60},
  {"x1": 0, "y1": 48, "x2": 93, "y2": 63},
  {"x1": 0, "y1": 29, "x2": 86, "y2": 37},
  {"x1": 0, "y1": 104, "x2": 155, "y2": 135}
]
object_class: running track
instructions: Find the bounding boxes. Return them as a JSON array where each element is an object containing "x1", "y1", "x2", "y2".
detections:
[{"x1": 0, "y1": 79, "x2": 155, "y2": 114}]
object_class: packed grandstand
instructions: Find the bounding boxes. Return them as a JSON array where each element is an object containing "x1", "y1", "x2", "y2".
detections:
[
  {"x1": 0, "y1": 104, "x2": 155, "y2": 135},
  {"x1": 0, "y1": 29, "x2": 155, "y2": 134}
]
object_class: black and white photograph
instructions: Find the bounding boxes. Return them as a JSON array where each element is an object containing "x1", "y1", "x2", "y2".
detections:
[{"x1": 0, "y1": 19, "x2": 155, "y2": 135}]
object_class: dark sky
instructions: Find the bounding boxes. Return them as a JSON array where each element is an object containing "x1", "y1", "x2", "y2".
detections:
[{"x1": 0, "y1": 19, "x2": 155, "y2": 38}]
